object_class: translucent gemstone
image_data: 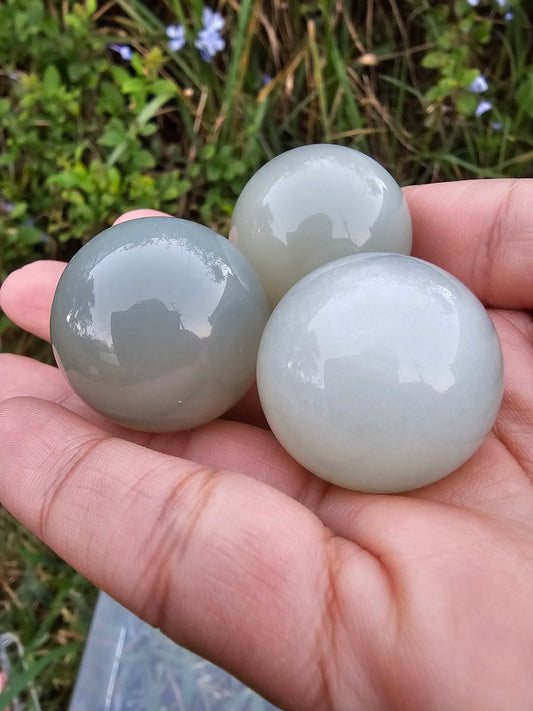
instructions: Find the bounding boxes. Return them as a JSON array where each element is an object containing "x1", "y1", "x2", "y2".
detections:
[
  {"x1": 229, "y1": 144, "x2": 412, "y2": 309},
  {"x1": 51, "y1": 217, "x2": 269, "y2": 432},
  {"x1": 256, "y1": 253, "x2": 503, "y2": 493}
]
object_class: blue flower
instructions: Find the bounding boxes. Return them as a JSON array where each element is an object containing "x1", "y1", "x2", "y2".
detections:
[
  {"x1": 495, "y1": 0, "x2": 507, "y2": 6},
  {"x1": 202, "y1": 7, "x2": 225, "y2": 32},
  {"x1": 194, "y1": 8, "x2": 225, "y2": 62},
  {"x1": 195, "y1": 30, "x2": 225, "y2": 61},
  {"x1": 469, "y1": 75, "x2": 488, "y2": 93},
  {"x1": 467, "y1": 0, "x2": 479, "y2": 5},
  {"x1": 475, "y1": 100, "x2": 492, "y2": 116},
  {"x1": 491, "y1": 121, "x2": 503, "y2": 130},
  {"x1": 166, "y1": 24, "x2": 186, "y2": 52},
  {"x1": 109, "y1": 44, "x2": 133, "y2": 61},
  {"x1": 505, "y1": 10, "x2": 514, "y2": 19}
]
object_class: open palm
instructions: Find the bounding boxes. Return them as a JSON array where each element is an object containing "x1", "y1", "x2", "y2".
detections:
[{"x1": 1, "y1": 180, "x2": 533, "y2": 711}]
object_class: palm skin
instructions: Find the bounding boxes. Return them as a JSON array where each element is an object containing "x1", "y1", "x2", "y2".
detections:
[{"x1": 1, "y1": 182, "x2": 533, "y2": 711}]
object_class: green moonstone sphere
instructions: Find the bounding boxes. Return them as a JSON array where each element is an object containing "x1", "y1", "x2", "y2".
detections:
[
  {"x1": 50, "y1": 217, "x2": 269, "y2": 432},
  {"x1": 257, "y1": 253, "x2": 504, "y2": 493},
  {"x1": 229, "y1": 144, "x2": 412, "y2": 308}
]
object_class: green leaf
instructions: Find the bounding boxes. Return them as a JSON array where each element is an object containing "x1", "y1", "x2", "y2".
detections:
[
  {"x1": 439, "y1": 77, "x2": 458, "y2": 92},
  {"x1": 231, "y1": 159, "x2": 246, "y2": 175},
  {"x1": 14, "y1": 9, "x2": 30, "y2": 36},
  {"x1": 132, "y1": 150, "x2": 156, "y2": 169},
  {"x1": 98, "y1": 118, "x2": 128, "y2": 146},
  {"x1": 424, "y1": 85, "x2": 444, "y2": 103},
  {"x1": 9, "y1": 201, "x2": 28, "y2": 219},
  {"x1": 152, "y1": 78, "x2": 177, "y2": 98},
  {"x1": 0, "y1": 98, "x2": 11, "y2": 117},
  {"x1": 46, "y1": 172, "x2": 81, "y2": 188},
  {"x1": 0, "y1": 148, "x2": 18, "y2": 166},
  {"x1": 201, "y1": 144, "x2": 216, "y2": 160},
  {"x1": 139, "y1": 122, "x2": 158, "y2": 136},
  {"x1": 421, "y1": 51, "x2": 449, "y2": 70},
  {"x1": 188, "y1": 163, "x2": 201, "y2": 179},
  {"x1": 16, "y1": 225, "x2": 45, "y2": 245},
  {"x1": 458, "y1": 17, "x2": 473, "y2": 34},
  {"x1": 43, "y1": 65, "x2": 61, "y2": 93},
  {"x1": 98, "y1": 81, "x2": 125, "y2": 115},
  {"x1": 121, "y1": 77, "x2": 146, "y2": 96},
  {"x1": 458, "y1": 68, "x2": 480, "y2": 87},
  {"x1": 68, "y1": 62, "x2": 87, "y2": 82},
  {"x1": 161, "y1": 184, "x2": 182, "y2": 200},
  {"x1": 206, "y1": 164, "x2": 221, "y2": 181},
  {"x1": 456, "y1": 93, "x2": 477, "y2": 116},
  {"x1": 110, "y1": 65, "x2": 131, "y2": 87},
  {"x1": 130, "y1": 51, "x2": 144, "y2": 75}
]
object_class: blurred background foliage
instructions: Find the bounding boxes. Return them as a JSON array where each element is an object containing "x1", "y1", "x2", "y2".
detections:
[
  {"x1": 0, "y1": 0, "x2": 532, "y2": 707},
  {"x1": 2, "y1": 0, "x2": 532, "y2": 283}
]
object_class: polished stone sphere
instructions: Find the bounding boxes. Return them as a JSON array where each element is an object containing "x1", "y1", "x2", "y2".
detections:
[
  {"x1": 51, "y1": 217, "x2": 269, "y2": 432},
  {"x1": 229, "y1": 144, "x2": 412, "y2": 309},
  {"x1": 257, "y1": 253, "x2": 504, "y2": 493}
]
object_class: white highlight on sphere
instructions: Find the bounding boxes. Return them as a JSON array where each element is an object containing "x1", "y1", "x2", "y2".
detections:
[
  {"x1": 257, "y1": 253, "x2": 504, "y2": 493},
  {"x1": 229, "y1": 144, "x2": 412, "y2": 309}
]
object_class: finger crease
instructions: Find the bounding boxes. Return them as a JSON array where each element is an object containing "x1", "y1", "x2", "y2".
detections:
[
  {"x1": 135, "y1": 464, "x2": 221, "y2": 629},
  {"x1": 38, "y1": 433, "x2": 111, "y2": 542}
]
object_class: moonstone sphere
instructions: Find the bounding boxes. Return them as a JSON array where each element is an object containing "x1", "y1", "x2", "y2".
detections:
[
  {"x1": 229, "y1": 144, "x2": 412, "y2": 309},
  {"x1": 51, "y1": 217, "x2": 269, "y2": 432},
  {"x1": 257, "y1": 253, "x2": 504, "y2": 493}
]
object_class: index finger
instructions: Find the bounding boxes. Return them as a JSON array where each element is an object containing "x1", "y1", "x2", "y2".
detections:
[
  {"x1": 404, "y1": 179, "x2": 533, "y2": 309},
  {"x1": 0, "y1": 209, "x2": 171, "y2": 343}
]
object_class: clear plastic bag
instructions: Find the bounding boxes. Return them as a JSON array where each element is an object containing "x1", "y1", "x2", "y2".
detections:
[{"x1": 69, "y1": 593, "x2": 280, "y2": 711}]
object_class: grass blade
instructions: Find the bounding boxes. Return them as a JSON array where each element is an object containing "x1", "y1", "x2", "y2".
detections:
[{"x1": 0, "y1": 644, "x2": 79, "y2": 709}]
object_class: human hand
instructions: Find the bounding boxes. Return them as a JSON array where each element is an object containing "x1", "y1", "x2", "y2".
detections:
[{"x1": 1, "y1": 185, "x2": 533, "y2": 711}]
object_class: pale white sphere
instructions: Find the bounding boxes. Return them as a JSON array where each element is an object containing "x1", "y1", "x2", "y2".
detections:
[
  {"x1": 257, "y1": 253, "x2": 504, "y2": 493},
  {"x1": 229, "y1": 144, "x2": 412, "y2": 309}
]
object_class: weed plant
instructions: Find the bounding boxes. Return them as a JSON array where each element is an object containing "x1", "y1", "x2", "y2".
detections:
[{"x1": 0, "y1": 0, "x2": 532, "y2": 707}]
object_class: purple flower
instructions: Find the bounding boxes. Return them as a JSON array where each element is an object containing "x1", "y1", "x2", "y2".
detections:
[
  {"x1": 469, "y1": 75, "x2": 489, "y2": 93},
  {"x1": 475, "y1": 100, "x2": 493, "y2": 116},
  {"x1": 505, "y1": 10, "x2": 514, "y2": 19},
  {"x1": 194, "y1": 7, "x2": 225, "y2": 62},
  {"x1": 166, "y1": 24, "x2": 186, "y2": 52},
  {"x1": 491, "y1": 121, "x2": 503, "y2": 130},
  {"x1": 467, "y1": 0, "x2": 479, "y2": 5},
  {"x1": 109, "y1": 44, "x2": 133, "y2": 61}
]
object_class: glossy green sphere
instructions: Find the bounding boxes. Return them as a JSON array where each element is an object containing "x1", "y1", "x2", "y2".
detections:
[
  {"x1": 51, "y1": 217, "x2": 269, "y2": 432},
  {"x1": 257, "y1": 253, "x2": 503, "y2": 493},
  {"x1": 230, "y1": 144, "x2": 412, "y2": 308}
]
